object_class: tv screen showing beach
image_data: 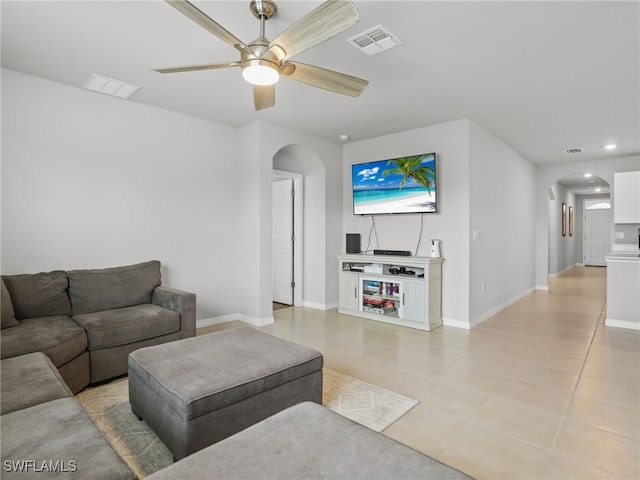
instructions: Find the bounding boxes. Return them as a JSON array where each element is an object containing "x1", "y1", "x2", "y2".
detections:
[{"x1": 352, "y1": 153, "x2": 437, "y2": 215}]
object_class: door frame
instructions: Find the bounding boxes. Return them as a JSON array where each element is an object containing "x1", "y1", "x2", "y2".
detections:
[
  {"x1": 273, "y1": 169, "x2": 303, "y2": 307},
  {"x1": 583, "y1": 197, "x2": 611, "y2": 267}
]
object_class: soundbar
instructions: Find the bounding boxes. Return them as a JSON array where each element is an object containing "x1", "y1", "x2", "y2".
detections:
[{"x1": 373, "y1": 249, "x2": 411, "y2": 256}]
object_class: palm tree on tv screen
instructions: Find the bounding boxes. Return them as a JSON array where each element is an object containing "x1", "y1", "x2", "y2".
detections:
[{"x1": 382, "y1": 155, "x2": 435, "y2": 195}]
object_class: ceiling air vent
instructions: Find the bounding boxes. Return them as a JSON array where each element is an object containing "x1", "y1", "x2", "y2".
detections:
[
  {"x1": 566, "y1": 148, "x2": 583, "y2": 154},
  {"x1": 348, "y1": 25, "x2": 403, "y2": 56},
  {"x1": 83, "y1": 74, "x2": 140, "y2": 99}
]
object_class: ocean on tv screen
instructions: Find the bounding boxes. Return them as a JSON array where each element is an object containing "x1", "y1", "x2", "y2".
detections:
[{"x1": 352, "y1": 153, "x2": 436, "y2": 215}]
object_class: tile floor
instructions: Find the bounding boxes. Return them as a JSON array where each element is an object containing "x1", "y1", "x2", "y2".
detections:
[{"x1": 200, "y1": 266, "x2": 639, "y2": 480}]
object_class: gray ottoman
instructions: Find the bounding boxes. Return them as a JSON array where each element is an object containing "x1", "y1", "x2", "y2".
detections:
[
  {"x1": 146, "y1": 402, "x2": 472, "y2": 480},
  {"x1": 128, "y1": 327, "x2": 323, "y2": 460}
]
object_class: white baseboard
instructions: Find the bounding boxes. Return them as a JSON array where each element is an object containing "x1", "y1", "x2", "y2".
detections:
[
  {"x1": 605, "y1": 318, "x2": 640, "y2": 331},
  {"x1": 196, "y1": 314, "x2": 274, "y2": 329},
  {"x1": 536, "y1": 285, "x2": 550, "y2": 291},
  {"x1": 302, "y1": 300, "x2": 337, "y2": 311},
  {"x1": 549, "y1": 263, "x2": 578, "y2": 278},
  {"x1": 442, "y1": 317, "x2": 471, "y2": 329},
  {"x1": 443, "y1": 285, "x2": 537, "y2": 330}
]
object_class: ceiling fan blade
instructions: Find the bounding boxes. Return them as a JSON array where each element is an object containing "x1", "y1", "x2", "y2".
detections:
[
  {"x1": 282, "y1": 62, "x2": 368, "y2": 97},
  {"x1": 166, "y1": 0, "x2": 249, "y2": 53},
  {"x1": 154, "y1": 62, "x2": 240, "y2": 74},
  {"x1": 269, "y1": 1, "x2": 359, "y2": 60},
  {"x1": 253, "y1": 85, "x2": 275, "y2": 111}
]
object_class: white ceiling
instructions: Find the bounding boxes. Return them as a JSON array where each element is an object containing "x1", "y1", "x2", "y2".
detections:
[{"x1": 2, "y1": 1, "x2": 638, "y2": 186}]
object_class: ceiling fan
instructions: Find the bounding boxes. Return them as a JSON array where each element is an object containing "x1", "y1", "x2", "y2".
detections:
[{"x1": 155, "y1": 0, "x2": 369, "y2": 111}]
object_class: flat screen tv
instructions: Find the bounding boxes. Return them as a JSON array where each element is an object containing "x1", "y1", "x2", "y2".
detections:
[{"x1": 351, "y1": 153, "x2": 437, "y2": 215}]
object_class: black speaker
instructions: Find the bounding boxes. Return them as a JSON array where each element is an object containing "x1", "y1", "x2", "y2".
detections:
[{"x1": 346, "y1": 233, "x2": 361, "y2": 254}]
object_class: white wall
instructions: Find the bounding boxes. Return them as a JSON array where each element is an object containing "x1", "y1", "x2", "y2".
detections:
[
  {"x1": 1, "y1": 69, "x2": 239, "y2": 320},
  {"x1": 535, "y1": 155, "x2": 640, "y2": 287},
  {"x1": 548, "y1": 182, "x2": 576, "y2": 276},
  {"x1": 468, "y1": 121, "x2": 536, "y2": 323},
  {"x1": 342, "y1": 119, "x2": 537, "y2": 327},
  {"x1": 273, "y1": 145, "x2": 327, "y2": 308},
  {"x1": 343, "y1": 119, "x2": 472, "y2": 324},
  {"x1": 234, "y1": 121, "x2": 343, "y2": 323}
]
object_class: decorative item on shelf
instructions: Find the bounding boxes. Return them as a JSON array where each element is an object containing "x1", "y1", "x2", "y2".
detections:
[{"x1": 430, "y1": 239, "x2": 441, "y2": 258}]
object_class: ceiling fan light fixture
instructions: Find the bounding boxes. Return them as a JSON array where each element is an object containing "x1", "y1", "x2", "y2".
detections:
[{"x1": 242, "y1": 60, "x2": 280, "y2": 86}]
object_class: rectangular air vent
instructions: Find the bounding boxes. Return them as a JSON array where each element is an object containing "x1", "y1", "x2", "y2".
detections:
[
  {"x1": 83, "y1": 74, "x2": 140, "y2": 99},
  {"x1": 566, "y1": 148, "x2": 583, "y2": 154},
  {"x1": 348, "y1": 25, "x2": 403, "y2": 56}
]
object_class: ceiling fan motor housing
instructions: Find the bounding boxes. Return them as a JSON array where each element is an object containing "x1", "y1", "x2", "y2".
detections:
[{"x1": 250, "y1": 0, "x2": 277, "y2": 20}]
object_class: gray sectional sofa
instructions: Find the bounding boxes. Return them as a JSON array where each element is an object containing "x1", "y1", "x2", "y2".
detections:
[
  {"x1": 1, "y1": 352, "x2": 135, "y2": 479},
  {"x1": 1, "y1": 260, "x2": 196, "y2": 393}
]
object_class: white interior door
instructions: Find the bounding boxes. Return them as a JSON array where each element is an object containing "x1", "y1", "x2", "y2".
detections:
[
  {"x1": 272, "y1": 179, "x2": 293, "y2": 304},
  {"x1": 584, "y1": 208, "x2": 611, "y2": 266}
]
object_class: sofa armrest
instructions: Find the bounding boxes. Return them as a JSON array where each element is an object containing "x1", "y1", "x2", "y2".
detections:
[{"x1": 152, "y1": 286, "x2": 196, "y2": 339}]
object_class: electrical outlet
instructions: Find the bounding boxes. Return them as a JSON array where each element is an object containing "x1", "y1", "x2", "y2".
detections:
[{"x1": 615, "y1": 232, "x2": 624, "y2": 239}]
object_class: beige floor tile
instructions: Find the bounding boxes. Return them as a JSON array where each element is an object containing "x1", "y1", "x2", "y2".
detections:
[
  {"x1": 538, "y1": 330, "x2": 594, "y2": 347},
  {"x1": 566, "y1": 394, "x2": 640, "y2": 440},
  {"x1": 383, "y1": 403, "x2": 467, "y2": 458},
  {"x1": 575, "y1": 375, "x2": 640, "y2": 411},
  {"x1": 587, "y1": 344, "x2": 640, "y2": 364},
  {"x1": 509, "y1": 362, "x2": 579, "y2": 391},
  {"x1": 543, "y1": 453, "x2": 619, "y2": 479},
  {"x1": 554, "y1": 418, "x2": 640, "y2": 479},
  {"x1": 439, "y1": 423, "x2": 550, "y2": 480},
  {"x1": 436, "y1": 363, "x2": 507, "y2": 396},
  {"x1": 411, "y1": 379, "x2": 490, "y2": 419},
  {"x1": 471, "y1": 397, "x2": 563, "y2": 449},
  {"x1": 533, "y1": 338, "x2": 590, "y2": 359},
  {"x1": 450, "y1": 350, "x2": 519, "y2": 377},
  {"x1": 581, "y1": 359, "x2": 640, "y2": 386},
  {"x1": 520, "y1": 348, "x2": 585, "y2": 374},
  {"x1": 492, "y1": 377, "x2": 573, "y2": 416},
  {"x1": 470, "y1": 341, "x2": 532, "y2": 361}
]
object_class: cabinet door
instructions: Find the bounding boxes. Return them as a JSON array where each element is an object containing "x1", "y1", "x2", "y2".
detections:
[
  {"x1": 614, "y1": 171, "x2": 640, "y2": 223},
  {"x1": 401, "y1": 279, "x2": 426, "y2": 322},
  {"x1": 339, "y1": 273, "x2": 359, "y2": 311}
]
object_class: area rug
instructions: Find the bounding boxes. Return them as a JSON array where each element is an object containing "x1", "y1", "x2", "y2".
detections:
[
  {"x1": 76, "y1": 368, "x2": 418, "y2": 478},
  {"x1": 322, "y1": 368, "x2": 419, "y2": 432}
]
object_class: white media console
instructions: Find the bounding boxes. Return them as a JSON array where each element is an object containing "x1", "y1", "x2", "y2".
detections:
[{"x1": 337, "y1": 254, "x2": 443, "y2": 331}]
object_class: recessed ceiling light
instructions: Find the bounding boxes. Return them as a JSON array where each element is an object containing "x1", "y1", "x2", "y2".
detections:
[
  {"x1": 83, "y1": 74, "x2": 140, "y2": 99},
  {"x1": 584, "y1": 173, "x2": 592, "y2": 178},
  {"x1": 605, "y1": 144, "x2": 617, "y2": 150},
  {"x1": 339, "y1": 134, "x2": 350, "y2": 142}
]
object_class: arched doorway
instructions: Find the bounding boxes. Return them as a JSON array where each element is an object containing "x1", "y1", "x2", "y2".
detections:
[
  {"x1": 548, "y1": 172, "x2": 610, "y2": 277},
  {"x1": 272, "y1": 144, "x2": 327, "y2": 311}
]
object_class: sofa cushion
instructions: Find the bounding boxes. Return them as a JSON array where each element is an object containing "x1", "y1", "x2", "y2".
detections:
[
  {"x1": 145, "y1": 402, "x2": 472, "y2": 480},
  {"x1": 1, "y1": 398, "x2": 135, "y2": 480},
  {"x1": 1, "y1": 279, "x2": 18, "y2": 329},
  {"x1": 1, "y1": 352, "x2": 72, "y2": 415},
  {"x1": 73, "y1": 304, "x2": 180, "y2": 350},
  {"x1": 2, "y1": 271, "x2": 71, "y2": 319},
  {"x1": 0, "y1": 315, "x2": 88, "y2": 367},
  {"x1": 68, "y1": 260, "x2": 161, "y2": 315}
]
